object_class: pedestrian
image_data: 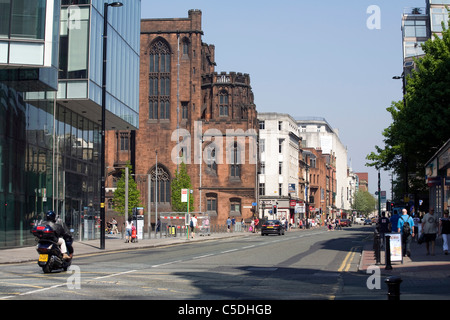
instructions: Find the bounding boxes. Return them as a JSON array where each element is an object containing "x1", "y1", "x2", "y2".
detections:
[
  {"x1": 231, "y1": 217, "x2": 236, "y2": 232},
  {"x1": 378, "y1": 212, "x2": 390, "y2": 248},
  {"x1": 110, "y1": 217, "x2": 118, "y2": 234},
  {"x1": 422, "y1": 208, "x2": 438, "y2": 256},
  {"x1": 125, "y1": 217, "x2": 133, "y2": 243},
  {"x1": 226, "y1": 217, "x2": 231, "y2": 233},
  {"x1": 397, "y1": 208, "x2": 414, "y2": 257},
  {"x1": 389, "y1": 210, "x2": 400, "y2": 233},
  {"x1": 191, "y1": 215, "x2": 197, "y2": 238},
  {"x1": 250, "y1": 219, "x2": 255, "y2": 233},
  {"x1": 439, "y1": 210, "x2": 450, "y2": 255}
]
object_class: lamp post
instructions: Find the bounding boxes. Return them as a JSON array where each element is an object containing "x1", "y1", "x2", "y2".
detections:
[
  {"x1": 100, "y1": 1, "x2": 123, "y2": 250},
  {"x1": 393, "y1": 73, "x2": 408, "y2": 204}
]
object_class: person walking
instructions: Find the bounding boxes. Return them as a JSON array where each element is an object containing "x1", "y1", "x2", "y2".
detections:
[
  {"x1": 422, "y1": 208, "x2": 438, "y2": 256},
  {"x1": 389, "y1": 210, "x2": 400, "y2": 233},
  {"x1": 191, "y1": 215, "x2": 198, "y2": 238},
  {"x1": 439, "y1": 210, "x2": 450, "y2": 255},
  {"x1": 397, "y1": 208, "x2": 414, "y2": 257},
  {"x1": 378, "y1": 212, "x2": 390, "y2": 248},
  {"x1": 226, "y1": 217, "x2": 232, "y2": 233},
  {"x1": 125, "y1": 217, "x2": 133, "y2": 243}
]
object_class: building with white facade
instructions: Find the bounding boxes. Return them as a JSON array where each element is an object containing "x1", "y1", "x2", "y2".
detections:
[
  {"x1": 296, "y1": 117, "x2": 353, "y2": 215},
  {"x1": 258, "y1": 113, "x2": 301, "y2": 222}
]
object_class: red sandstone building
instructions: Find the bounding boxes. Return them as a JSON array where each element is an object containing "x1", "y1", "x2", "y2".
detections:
[{"x1": 105, "y1": 10, "x2": 258, "y2": 226}]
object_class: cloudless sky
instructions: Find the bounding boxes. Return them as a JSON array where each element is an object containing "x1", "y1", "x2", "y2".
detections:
[{"x1": 141, "y1": 0, "x2": 427, "y2": 198}]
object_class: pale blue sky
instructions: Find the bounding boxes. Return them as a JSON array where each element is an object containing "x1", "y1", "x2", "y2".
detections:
[{"x1": 140, "y1": 0, "x2": 426, "y2": 197}]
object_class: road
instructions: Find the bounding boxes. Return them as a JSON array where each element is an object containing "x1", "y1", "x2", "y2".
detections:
[{"x1": 0, "y1": 226, "x2": 383, "y2": 301}]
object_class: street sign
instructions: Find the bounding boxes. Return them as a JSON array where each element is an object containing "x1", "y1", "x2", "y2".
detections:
[{"x1": 181, "y1": 189, "x2": 188, "y2": 202}]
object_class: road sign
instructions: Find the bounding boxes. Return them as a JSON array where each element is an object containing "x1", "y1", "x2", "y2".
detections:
[{"x1": 181, "y1": 189, "x2": 188, "y2": 202}]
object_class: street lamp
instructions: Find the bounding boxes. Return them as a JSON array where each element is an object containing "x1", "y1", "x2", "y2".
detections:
[
  {"x1": 100, "y1": 1, "x2": 123, "y2": 250},
  {"x1": 393, "y1": 73, "x2": 408, "y2": 204}
]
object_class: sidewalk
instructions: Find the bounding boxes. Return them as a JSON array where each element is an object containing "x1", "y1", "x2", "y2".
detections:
[
  {"x1": 0, "y1": 231, "x2": 258, "y2": 265},
  {"x1": 358, "y1": 234, "x2": 450, "y2": 279}
]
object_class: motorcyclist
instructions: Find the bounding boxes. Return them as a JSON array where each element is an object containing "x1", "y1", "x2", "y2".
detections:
[{"x1": 45, "y1": 210, "x2": 72, "y2": 260}]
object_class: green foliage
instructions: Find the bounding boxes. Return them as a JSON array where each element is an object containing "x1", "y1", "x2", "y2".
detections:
[
  {"x1": 171, "y1": 162, "x2": 194, "y2": 213},
  {"x1": 112, "y1": 164, "x2": 142, "y2": 216},
  {"x1": 366, "y1": 16, "x2": 450, "y2": 198},
  {"x1": 352, "y1": 190, "x2": 376, "y2": 216}
]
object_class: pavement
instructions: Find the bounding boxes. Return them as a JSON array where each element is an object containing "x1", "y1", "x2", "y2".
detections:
[{"x1": 357, "y1": 232, "x2": 450, "y2": 279}]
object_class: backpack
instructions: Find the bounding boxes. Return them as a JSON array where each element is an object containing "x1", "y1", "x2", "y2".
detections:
[{"x1": 401, "y1": 216, "x2": 411, "y2": 235}]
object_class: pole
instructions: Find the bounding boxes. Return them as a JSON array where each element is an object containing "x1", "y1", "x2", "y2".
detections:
[
  {"x1": 155, "y1": 150, "x2": 158, "y2": 238},
  {"x1": 378, "y1": 169, "x2": 381, "y2": 218},
  {"x1": 125, "y1": 166, "x2": 129, "y2": 223},
  {"x1": 187, "y1": 190, "x2": 190, "y2": 240},
  {"x1": 148, "y1": 173, "x2": 151, "y2": 238},
  {"x1": 100, "y1": 2, "x2": 109, "y2": 250}
]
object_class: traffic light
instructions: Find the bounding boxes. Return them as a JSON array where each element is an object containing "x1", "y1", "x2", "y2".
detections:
[{"x1": 273, "y1": 205, "x2": 277, "y2": 214}]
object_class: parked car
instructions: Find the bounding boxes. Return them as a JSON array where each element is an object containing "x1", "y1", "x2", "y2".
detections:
[
  {"x1": 339, "y1": 219, "x2": 352, "y2": 227},
  {"x1": 261, "y1": 220, "x2": 285, "y2": 236}
]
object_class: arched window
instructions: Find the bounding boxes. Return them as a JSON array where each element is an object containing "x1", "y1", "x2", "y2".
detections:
[
  {"x1": 219, "y1": 90, "x2": 229, "y2": 116},
  {"x1": 182, "y1": 38, "x2": 190, "y2": 56},
  {"x1": 150, "y1": 165, "x2": 171, "y2": 203},
  {"x1": 205, "y1": 144, "x2": 217, "y2": 173},
  {"x1": 206, "y1": 193, "x2": 217, "y2": 213},
  {"x1": 230, "y1": 143, "x2": 240, "y2": 178},
  {"x1": 149, "y1": 39, "x2": 171, "y2": 120}
]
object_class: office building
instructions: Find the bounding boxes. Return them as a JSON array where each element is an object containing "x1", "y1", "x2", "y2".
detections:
[{"x1": 0, "y1": 0, "x2": 140, "y2": 248}]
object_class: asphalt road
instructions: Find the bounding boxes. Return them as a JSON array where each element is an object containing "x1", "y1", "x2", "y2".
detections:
[{"x1": 0, "y1": 226, "x2": 382, "y2": 301}]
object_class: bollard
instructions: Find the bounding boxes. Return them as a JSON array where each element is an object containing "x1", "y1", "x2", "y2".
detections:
[
  {"x1": 385, "y1": 276, "x2": 402, "y2": 300},
  {"x1": 374, "y1": 229, "x2": 381, "y2": 264},
  {"x1": 385, "y1": 234, "x2": 393, "y2": 270}
]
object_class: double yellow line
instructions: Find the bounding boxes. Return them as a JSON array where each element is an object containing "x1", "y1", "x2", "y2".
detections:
[{"x1": 338, "y1": 247, "x2": 358, "y2": 272}]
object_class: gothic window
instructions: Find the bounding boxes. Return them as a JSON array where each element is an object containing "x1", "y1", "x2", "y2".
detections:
[
  {"x1": 230, "y1": 143, "x2": 240, "y2": 178},
  {"x1": 149, "y1": 39, "x2": 171, "y2": 120},
  {"x1": 150, "y1": 165, "x2": 171, "y2": 203},
  {"x1": 206, "y1": 145, "x2": 217, "y2": 172},
  {"x1": 182, "y1": 38, "x2": 190, "y2": 56},
  {"x1": 219, "y1": 90, "x2": 229, "y2": 116},
  {"x1": 119, "y1": 132, "x2": 129, "y2": 151}
]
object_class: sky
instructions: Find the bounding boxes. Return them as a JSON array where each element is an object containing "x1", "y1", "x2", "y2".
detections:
[{"x1": 140, "y1": 0, "x2": 427, "y2": 198}]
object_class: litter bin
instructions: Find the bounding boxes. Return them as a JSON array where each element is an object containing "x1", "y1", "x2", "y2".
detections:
[{"x1": 168, "y1": 225, "x2": 177, "y2": 237}]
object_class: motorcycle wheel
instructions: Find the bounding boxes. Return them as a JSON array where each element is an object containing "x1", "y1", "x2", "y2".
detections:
[{"x1": 42, "y1": 263, "x2": 52, "y2": 274}]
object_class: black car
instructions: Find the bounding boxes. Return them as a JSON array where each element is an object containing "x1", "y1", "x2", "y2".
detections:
[{"x1": 261, "y1": 220, "x2": 285, "y2": 236}]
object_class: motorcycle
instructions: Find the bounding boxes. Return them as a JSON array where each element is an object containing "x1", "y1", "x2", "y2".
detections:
[{"x1": 31, "y1": 223, "x2": 74, "y2": 273}]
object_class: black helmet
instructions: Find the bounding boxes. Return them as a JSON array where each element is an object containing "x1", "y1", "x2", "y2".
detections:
[{"x1": 45, "y1": 210, "x2": 56, "y2": 222}]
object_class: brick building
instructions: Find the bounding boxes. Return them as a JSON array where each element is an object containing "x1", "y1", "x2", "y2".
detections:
[
  {"x1": 105, "y1": 10, "x2": 258, "y2": 226},
  {"x1": 303, "y1": 148, "x2": 337, "y2": 219}
]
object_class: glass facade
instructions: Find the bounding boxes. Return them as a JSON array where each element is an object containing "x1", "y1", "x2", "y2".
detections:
[
  {"x1": 0, "y1": 0, "x2": 140, "y2": 248},
  {"x1": 0, "y1": 0, "x2": 59, "y2": 68},
  {"x1": 0, "y1": 83, "x2": 102, "y2": 247},
  {"x1": 431, "y1": 7, "x2": 450, "y2": 33},
  {"x1": 58, "y1": 0, "x2": 140, "y2": 129}
]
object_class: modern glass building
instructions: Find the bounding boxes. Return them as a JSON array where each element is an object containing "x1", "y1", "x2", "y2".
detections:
[{"x1": 0, "y1": 0, "x2": 140, "y2": 248}]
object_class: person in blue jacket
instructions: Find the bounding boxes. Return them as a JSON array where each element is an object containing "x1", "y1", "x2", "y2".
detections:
[{"x1": 397, "y1": 208, "x2": 415, "y2": 257}]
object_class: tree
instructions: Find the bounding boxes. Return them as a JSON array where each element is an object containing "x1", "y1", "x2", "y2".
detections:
[
  {"x1": 366, "y1": 14, "x2": 450, "y2": 199},
  {"x1": 171, "y1": 162, "x2": 194, "y2": 213},
  {"x1": 112, "y1": 164, "x2": 142, "y2": 216},
  {"x1": 352, "y1": 190, "x2": 376, "y2": 217}
]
